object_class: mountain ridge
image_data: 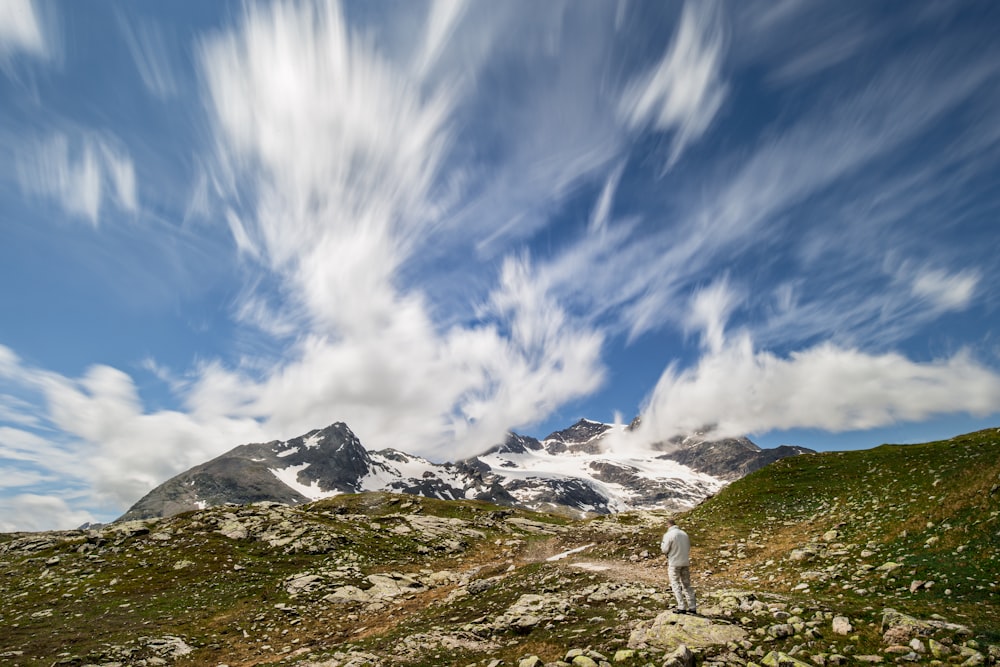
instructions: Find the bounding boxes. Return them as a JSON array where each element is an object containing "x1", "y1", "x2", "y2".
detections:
[{"x1": 118, "y1": 418, "x2": 812, "y2": 522}]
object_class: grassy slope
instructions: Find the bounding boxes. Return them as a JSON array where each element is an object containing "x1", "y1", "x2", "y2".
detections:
[{"x1": 678, "y1": 427, "x2": 1000, "y2": 638}]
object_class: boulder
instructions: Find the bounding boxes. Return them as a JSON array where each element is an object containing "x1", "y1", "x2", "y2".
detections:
[
  {"x1": 767, "y1": 623, "x2": 794, "y2": 639},
  {"x1": 629, "y1": 610, "x2": 747, "y2": 651},
  {"x1": 285, "y1": 573, "x2": 323, "y2": 596},
  {"x1": 880, "y1": 608, "x2": 970, "y2": 644},
  {"x1": 831, "y1": 616, "x2": 852, "y2": 635},
  {"x1": 662, "y1": 644, "x2": 695, "y2": 667}
]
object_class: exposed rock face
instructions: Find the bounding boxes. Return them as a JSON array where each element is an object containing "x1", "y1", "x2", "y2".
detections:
[
  {"x1": 120, "y1": 423, "x2": 371, "y2": 521},
  {"x1": 659, "y1": 436, "x2": 813, "y2": 481},
  {"x1": 541, "y1": 419, "x2": 612, "y2": 455}
]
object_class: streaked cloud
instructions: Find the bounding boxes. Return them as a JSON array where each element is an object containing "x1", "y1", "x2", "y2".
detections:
[
  {"x1": 0, "y1": 0, "x2": 48, "y2": 64},
  {"x1": 117, "y1": 13, "x2": 179, "y2": 99},
  {"x1": 17, "y1": 133, "x2": 138, "y2": 225},
  {"x1": 619, "y1": 0, "x2": 728, "y2": 166},
  {"x1": 910, "y1": 267, "x2": 979, "y2": 313}
]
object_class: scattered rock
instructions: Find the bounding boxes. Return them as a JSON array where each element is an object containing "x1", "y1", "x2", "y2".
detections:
[{"x1": 831, "y1": 616, "x2": 852, "y2": 636}]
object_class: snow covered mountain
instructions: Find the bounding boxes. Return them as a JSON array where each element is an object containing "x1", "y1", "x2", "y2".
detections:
[{"x1": 118, "y1": 420, "x2": 812, "y2": 521}]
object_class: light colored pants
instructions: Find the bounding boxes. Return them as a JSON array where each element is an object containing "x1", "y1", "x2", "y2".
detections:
[{"x1": 668, "y1": 565, "x2": 696, "y2": 611}]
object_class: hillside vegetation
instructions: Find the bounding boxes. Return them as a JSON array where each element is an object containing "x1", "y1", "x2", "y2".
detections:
[{"x1": 0, "y1": 428, "x2": 998, "y2": 667}]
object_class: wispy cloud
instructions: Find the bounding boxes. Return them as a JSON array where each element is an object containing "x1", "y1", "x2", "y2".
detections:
[
  {"x1": 412, "y1": 0, "x2": 467, "y2": 79},
  {"x1": 619, "y1": 0, "x2": 728, "y2": 167},
  {"x1": 738, "y1": 1, "x2": 878, "y2": 86},
  {"x1": 0, "y1": 347, "x2": 268, "y2": 518},
  {"x1": 0, "y1": 0, "x2": 49, "y2": 65},
  {"x1": 910, "y1": 266, "x2": 979, "y2": 313},
  {"x1": 17, "y1": 133, "x2": 138, "y2": 225},
  {"x1": 612, "y1": 41, "x2": 998, "y2": 344},
  {"x1": 117, "y1": 13, "x2": 179, "y2": 99}
]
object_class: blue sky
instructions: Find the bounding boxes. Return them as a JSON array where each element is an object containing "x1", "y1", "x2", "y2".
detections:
[{"x1": 2, "y1": 0, "x2": 999, "y2": 531}]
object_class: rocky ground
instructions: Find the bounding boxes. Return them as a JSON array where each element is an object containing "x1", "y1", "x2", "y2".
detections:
[{"x1": 1, "y1": 428, "x2": 998, "y2": 666}]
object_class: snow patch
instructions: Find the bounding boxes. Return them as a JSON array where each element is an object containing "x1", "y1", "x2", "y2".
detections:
[{"x1": 270, "y1": 462, "x2": 340, "y2": 501}]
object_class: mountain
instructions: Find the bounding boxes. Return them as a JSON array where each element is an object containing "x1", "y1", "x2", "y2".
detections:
[
  {"x1": 3, "y1": 428, "x2": 997, "y2": 667},
  {"x1": 119, "y1": 419, "x2": 811, "y2": 522}
]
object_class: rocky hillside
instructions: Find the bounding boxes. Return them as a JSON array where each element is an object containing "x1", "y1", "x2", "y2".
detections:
[
  {"x1": 119, "y1": 419, "x2": 811, "y2": 521},
  {"x1": 1, "y1": 428, "x2": 997, "y2": 667}
]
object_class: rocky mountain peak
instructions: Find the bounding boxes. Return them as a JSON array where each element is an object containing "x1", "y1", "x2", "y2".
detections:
[
  {"x1": 544, "y1": 418, "x2": 612, "y2": 443},
  {"x1": 542, "y1": 418, "x2": 613, "y2": 455},
  {"x1": 481, "y1": 432, "x2": 544, "y2": 457},
  {"x1": 274, "y1": 422, "x2": 374, "y2": 490}
]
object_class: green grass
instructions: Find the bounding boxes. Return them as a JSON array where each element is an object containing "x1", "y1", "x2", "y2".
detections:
[{"x1": 682, "y1": 427, "x2": 1000, "y2": 640}]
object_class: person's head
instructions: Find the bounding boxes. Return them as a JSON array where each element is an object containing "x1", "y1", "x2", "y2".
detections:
[{"x1": 665, "y1": 518, "x2": 676, "y2": 528}]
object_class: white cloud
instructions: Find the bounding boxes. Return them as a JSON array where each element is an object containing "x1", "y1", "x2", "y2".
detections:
[
  {"x1": 0, "y1": 393, "x2": 39, "y2": 427},
  {"x1": 412, "y1": 4, "x2": 625, "y2": 261},
  {"x1": 38, "y1": 364, "x2": 267, "y2": 511},
  {"x1": 588, "y1": 162, "x2": 625, "y2": 234},
  {"x1": 413, "y1": 0, "x2": 467, "y2": 78},
  {"x1": 0, "y1": 425, "x2": 55, "y2": 462},
  {"x1": 619, "y1": 0, "x2": 727, "y2": 166},
  {"x1": 201, "y1": 1, "x2": 451, "y2": 328},
  {"x1": 687, "y1": 279, "x2": 739, "y2": 354},
  {"x1": 0, "y1": 349, "x2": 268, "y2": 525},
  {"x1": 0, "y1": 0, "x2": 48, "y2": 63},
  {"x1": 738, "y1": 1, "x2": 877, "y2": 86},
  {"x1": 0, "y1": 494, "x2": 94, "y2": 533},
  {"x1": 0, "y1": 4, "x2": 624, "y2": 529},
  {"x1": 100, "y1": 142, "x2": 138, "y2": 213},
  {"x1": 172, "y1": 256, "x2": 604, "y2": 461},
  {"x1": 0, "y1": 468, "x2": 50, "y2": 490},
  {"x1": 911, "y1": 267, "x2": 978, "y2": 312},
  {"x1": 17, "y1": 133, "x2": 139, "y2": 225},
  {"x1": 634, "y1": 284, "x2": 1000, "y2": 446},
  {"x1": 195, "y1": 1, "x2": 609, "y2": 460}
]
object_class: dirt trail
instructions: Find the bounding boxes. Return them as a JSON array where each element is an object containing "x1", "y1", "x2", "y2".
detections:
[
  {"x1": 557, "y1": 557, "x2": 671, "y2": 586},
  {"x1": 519, "y1": 536, "x2": 672, "y2": 587}
]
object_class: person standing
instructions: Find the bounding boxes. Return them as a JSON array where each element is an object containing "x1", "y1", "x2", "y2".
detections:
[{"x1": 660, "y1": 518, "x2": 696, "y2": 614}]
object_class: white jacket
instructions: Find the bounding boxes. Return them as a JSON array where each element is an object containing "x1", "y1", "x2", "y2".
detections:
[{"x1": 660, "y1": 526, "x2": 691, "y2": 567}]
